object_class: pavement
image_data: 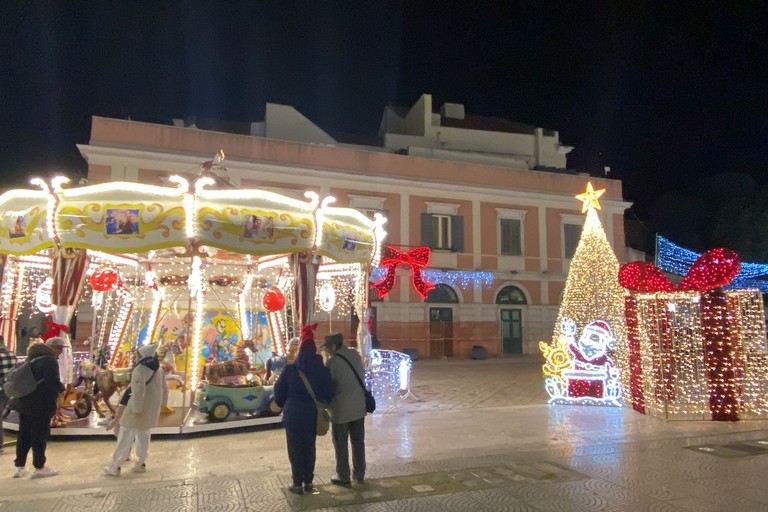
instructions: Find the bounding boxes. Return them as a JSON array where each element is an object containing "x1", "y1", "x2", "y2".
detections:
[{"x1": 2, "y1": 356, "x2": 768, "y2": 511}]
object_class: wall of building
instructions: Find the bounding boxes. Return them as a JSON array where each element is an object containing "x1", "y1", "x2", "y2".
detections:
[{"x1": 79, "y1": 116, "x2": 630, "y2": 359}]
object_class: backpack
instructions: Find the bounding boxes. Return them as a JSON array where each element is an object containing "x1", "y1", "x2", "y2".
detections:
[{"x1": 3, "y1": 356, "x2": 51, "y2": 399}]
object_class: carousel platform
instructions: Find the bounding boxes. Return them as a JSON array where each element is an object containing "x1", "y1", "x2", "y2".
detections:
[{"x1": 2, "y1": 407, "x2": 282, "y2": 437}]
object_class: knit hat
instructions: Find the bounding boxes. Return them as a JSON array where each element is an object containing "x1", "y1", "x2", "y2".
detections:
[
  {"x1": 324, "y1": 332, "x2": 343, "y2": 348},
  {"x1": 299, "y1": 323, "x2": 318, "y2": 353},
  {"x1": 300, "y1": 323, "x2": 318, "y2": 343}
]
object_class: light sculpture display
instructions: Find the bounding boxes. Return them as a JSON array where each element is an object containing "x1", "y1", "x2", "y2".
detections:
[
  {"x1": 620, "y1": 246, "x2": 768, "y2": 421},
  {"x1": 539, "y1": 182, "x2": 627, "y2": 407}
]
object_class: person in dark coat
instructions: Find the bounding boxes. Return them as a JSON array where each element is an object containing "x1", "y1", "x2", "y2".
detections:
[
  {"x1": 12, "y1": 337, "x2": 66, "y2": 479},
  {"x1": 273, "y1": 324, "x2": 333, "y2": 496}
]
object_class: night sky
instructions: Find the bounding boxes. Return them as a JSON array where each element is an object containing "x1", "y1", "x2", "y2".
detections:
[{"x1": 3, "y1": 2, "x2": 768, "y2": 252}]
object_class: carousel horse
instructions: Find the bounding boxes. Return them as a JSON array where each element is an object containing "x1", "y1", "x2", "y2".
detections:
[
  {"x1": 74, "y1": 357, "x2": 98, "y2": 394},
  {"x1": 92, "y1": 366, "x2": 131, "y2": 417},
  {"x1": 93, "y1": 338, "x2": 172, "y2": 417},
  {"x1": 203, "y1": 337, "x2": 261, "y2": 385}
]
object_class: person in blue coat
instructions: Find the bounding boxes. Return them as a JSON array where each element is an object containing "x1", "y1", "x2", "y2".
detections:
[{"x1": 273, "y1": 324, "x2": 333, "y2": 495}]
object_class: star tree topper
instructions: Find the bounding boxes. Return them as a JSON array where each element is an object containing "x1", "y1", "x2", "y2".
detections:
[{"x1": 575, "y1": 181, "x2": 606, "y2": 213}]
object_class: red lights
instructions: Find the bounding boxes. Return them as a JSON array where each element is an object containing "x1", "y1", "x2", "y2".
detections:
[
  {"x1": 619, "y1": 248, "x2": 741, "y2": 293},
  {"x1": 371, "y1": 245, "x2": 435, "y2": 299}
]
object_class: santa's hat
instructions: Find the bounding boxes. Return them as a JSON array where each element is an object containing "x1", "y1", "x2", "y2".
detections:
[{"x1": 585, "y1": 320, "x2": 612, "y2": 339}]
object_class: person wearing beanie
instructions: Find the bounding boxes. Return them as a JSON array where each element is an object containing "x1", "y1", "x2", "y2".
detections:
[
  {"x1": 323, "y1": 332, "x2": 367, "y2": 487},
  {"x1": 103, "y1": 343, "x2": 166, "y2": 476},
  {"x1": 11, "y1": 337, "x2": 66, "y2": 479},
  {"x1": 274, "y1": 324, "x2": 333, "y2": 495}
]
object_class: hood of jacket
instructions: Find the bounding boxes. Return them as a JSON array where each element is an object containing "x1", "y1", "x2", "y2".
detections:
[
  {"x1": 293, "y1": 350, "x2": 324, "y2": 372},
  {"x1": 137, "y1": 355, "x2": 160, "y2": 372},
  {"x1": 27, "y1": 343, "x2": 55, "y2": 359}
]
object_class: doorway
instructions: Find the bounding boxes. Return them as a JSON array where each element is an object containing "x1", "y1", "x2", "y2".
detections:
[
  {"x1": 429, "y1": 307, "x2": 453, "y2": 357},
  {"x1": 500, "y1": 308, "x2": 523, "y2": 354}
]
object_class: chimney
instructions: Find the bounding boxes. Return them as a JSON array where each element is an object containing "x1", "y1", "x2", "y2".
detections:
[{"x1": 440, "y1": 103, "x2": 465, "y2": 120}]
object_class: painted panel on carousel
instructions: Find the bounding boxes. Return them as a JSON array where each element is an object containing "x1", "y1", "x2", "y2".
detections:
[
  {"x1": 242, "y1": 310, "x2": 273, "y2": 377},
  {"x1": 317, "y1": 207, "x2": 376, "y2": 264},
  {"x1": 194, "y1": 188, "x2": 315, "y2": 255},
  {"x1": 56, "y1": 181, "x2": 187, "y2": 253},
  {"x1": 0, "y1": 189, "x2": 53, "y2": 255},
  {"x1": 201, "y1": 310, "x2": 241, "y2": 362}
]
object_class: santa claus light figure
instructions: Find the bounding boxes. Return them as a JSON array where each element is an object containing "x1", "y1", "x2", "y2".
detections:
[{"x1": 564, "y1": 319, "x2": 617, "y2": 399}]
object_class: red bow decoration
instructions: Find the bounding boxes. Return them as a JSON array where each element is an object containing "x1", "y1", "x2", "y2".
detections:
[
  {"x1": 619, "y1": 248, "x2": 741, "y2": 292},
  {"x1": 42, "y1": 320, "x2": 70, "y2": 341},
  {"x1": 372, "y1": 246, "x2": 435, "y2": 298}
]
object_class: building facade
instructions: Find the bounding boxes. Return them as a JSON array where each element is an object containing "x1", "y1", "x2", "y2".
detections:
[{"x1": 78, "y1": 94, "x2": 630, "y2": 358}]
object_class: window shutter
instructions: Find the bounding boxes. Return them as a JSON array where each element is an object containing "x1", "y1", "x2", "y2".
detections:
[
  {"x1": 451, "y1": 215, "x2": 464, "y2": 252},
  {"x1": 420, "y1": 213, "x2": 432, "y2": 247}
]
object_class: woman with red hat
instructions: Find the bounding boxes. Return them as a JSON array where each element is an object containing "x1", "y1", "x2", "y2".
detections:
[{"x1": 273, "y1": 324, "x2": 334, "y2": 495}]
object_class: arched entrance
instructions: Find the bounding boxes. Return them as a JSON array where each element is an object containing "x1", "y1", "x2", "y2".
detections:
[
  {"x1": 426, "y1": 284, "x2": 458, "y2": 357},
  {"x1": 496, "y1": 285, "x2": 527, "y2": 354}
]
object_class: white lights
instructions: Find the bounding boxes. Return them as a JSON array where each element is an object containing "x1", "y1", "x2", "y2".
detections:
[
  {"x1": 318, "y1": 282, "x2": 336, "y2": 312},
  {"x1": 0, "y1": 175, "x2": 382, "y2": 424},
  {"x1": 35, "y1": 277, "x2": 55, "y2": 314}
]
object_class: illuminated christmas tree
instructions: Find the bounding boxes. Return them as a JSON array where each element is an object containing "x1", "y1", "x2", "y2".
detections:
[{"x1": 539, "y1": 182, "x2": 627, "y2": 406}]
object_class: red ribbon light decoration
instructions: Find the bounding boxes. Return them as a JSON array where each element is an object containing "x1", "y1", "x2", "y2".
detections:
[
  {"x1": 619, "y1": 248, "x2": 740, "y2": 292},
  {"x1": 372, "y1": 245, "x2": 435, "y2": 298},
  {"x1": 42, "y1": 320, "x2": 70, "y2": 341}
]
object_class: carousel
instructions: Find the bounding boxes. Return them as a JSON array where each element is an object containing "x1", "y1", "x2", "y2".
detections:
[{"x1": 0, "y1": 160, "x2": 386, "y2": 435}]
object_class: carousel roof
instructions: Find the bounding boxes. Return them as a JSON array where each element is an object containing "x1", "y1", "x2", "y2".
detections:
[{"x1": 0, "y1": 176, "x2": 385, "y2": 266}]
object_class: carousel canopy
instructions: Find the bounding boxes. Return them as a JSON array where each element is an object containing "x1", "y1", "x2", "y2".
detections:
[{"x1": 0, "y1": 176, "x2": 385, "y2": 265}]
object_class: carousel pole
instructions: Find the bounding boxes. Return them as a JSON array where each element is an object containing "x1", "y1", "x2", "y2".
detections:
[{"x1": 180, "y1": 254, "x2": 196, "y2": 430}]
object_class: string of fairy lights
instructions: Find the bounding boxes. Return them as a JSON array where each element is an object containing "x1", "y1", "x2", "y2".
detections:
[
  {"x1": 621, "y1": 250, "x2": 768, "y2": 420},
  {"x1": 657, "y1": 235, "x2": 768, "y2": 292},
  {"x1": 537, "y1": 182, "x2": 768, "y2": 420}
]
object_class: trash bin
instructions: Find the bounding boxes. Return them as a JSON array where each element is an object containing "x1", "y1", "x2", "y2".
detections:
[
  {"x1": 403, "y1": 348, "x2": 419, "y2": 361},
  {"x1": 471, "y1": 345, "x2": 487, "y2": 360}
]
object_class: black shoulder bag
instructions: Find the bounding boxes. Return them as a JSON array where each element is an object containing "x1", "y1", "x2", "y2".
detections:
[{"x1": 336, "y1": 353, "x2": 376, "y2": 413}]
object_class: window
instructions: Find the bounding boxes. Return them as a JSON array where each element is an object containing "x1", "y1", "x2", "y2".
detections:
[
  {"x1": 348, "y1": 195, "x2": 387, "y2": 223},
  {"x1": 496, "y1": 208, "x2": 526, "y2": 257},
  {"x1": 496, "y1": 285, "x2": 527, "y2": 305},
  {"x1": 421, "y1": 202, "x2": 463, "y2": 252},
  {"x1": 563, "y1": 223, "x2": 582, "y2": 259},
  {"x1": 431, "y1": 215, "x2": 451, "y2": 250},
  {"x1": 500, "y1": 218, "x2": 522, "y2": 256},
  {"x1": 425, "y1": 284, "x2": 459, "y2": 303}
]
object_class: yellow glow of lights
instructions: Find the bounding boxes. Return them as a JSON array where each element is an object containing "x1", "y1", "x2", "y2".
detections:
[
  {"x1": 64, "y1": 180, "x2": 188, "y2": 198},
  {"x1": 167, "y1": 176, "x2": 190, "y2": 193},
  {"x1": 372, "y1": 213, "x2": 388, "y2": 267},
  {"x1": 316, "y1": 263, "x2": 360, "y2": 280},
  {"x1": 144, "y1": 289, "x2": 162, "y2": 348},
  {"x1": 542, "y1": 206, "x2": 627, "y2": 401},
  {"x1": 183, "y1": 192, "x2": 195, "y2": 239},
  {"x1": 628, "y1": 289, "x2": 768, "y2": 420},
  {"x1": 239, "y1": 273, "x2": 254, "y2": 340},
  {"x1": 50, "y1": 176, "x2": 71, "y2": 193},
  {"x1": 28, "y1": 178, "x2": 58, "y2": 241},
  {"x1": 89, "y1": 251, "x2": 140, "y2": 268},
  {"x1": 575, "y1": 181, "x2": 606, "y2": 213},
  {"x1": 256, "y1": 256, "x2": 290, "y2": 272},
  {"x1": 189, "y1": 257, "x2": 205, "y2": 391},
  {"x1": 314, "y1": 196, "x2": 337, "y2": 249},
  {"x1": 18, "y1": 255, "x2": 51, "y2": 266},
  {"x1": 196, "y1": 179, "x2": 316, "y2": 211}
]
